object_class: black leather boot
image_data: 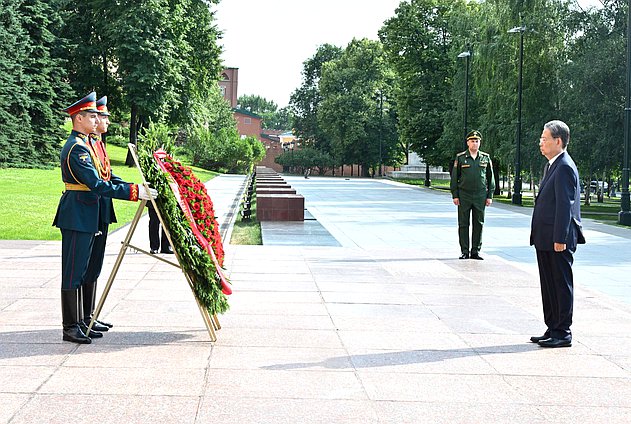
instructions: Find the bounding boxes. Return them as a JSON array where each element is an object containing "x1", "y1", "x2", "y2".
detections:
[
  {"x1": 82, "y1": 281, "x2": 110, "y2": 331},
  {"x1": 61, "y1": 289, "x2": 91, "y2": 344}
]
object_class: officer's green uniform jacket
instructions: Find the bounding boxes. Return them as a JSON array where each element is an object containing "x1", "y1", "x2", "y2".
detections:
[
  {"x1": 450, "y1": 150, "x2": 495, "y2": 202},
  {"x1": 53, "y1": 130, "x2": 139, "y2": 233}
]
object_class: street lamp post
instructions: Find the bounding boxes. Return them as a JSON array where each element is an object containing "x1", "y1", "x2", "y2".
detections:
[
  {"x1": 458, "y1": 47, "x2": 471, "y2": 151},
  {"x1": 619, "y1": 2, "x2": 631, "y2": 225},
  {"x1": 508, "y1": 26, "x2": 526, "y2": 206},
  {"x1": 378, "y1": 90, "x2": 383, "y2": 177}
]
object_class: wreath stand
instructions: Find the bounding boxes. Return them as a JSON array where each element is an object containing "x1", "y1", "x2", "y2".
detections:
[{"x1": 86, "y1": 145, "x2": 221, "y2": 342}]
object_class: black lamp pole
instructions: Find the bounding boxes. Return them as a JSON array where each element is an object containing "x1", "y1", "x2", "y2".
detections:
[
  {"x1": 509, "y1": 26, "x2": 526, "y2": 205},
  {"x1": 458, "y1": 47, "x2": 471, "y2": 151},
  {"x1": 620, "y1": 2, "x2": 631, "y2": 225},
  {"x1": 379, "y1": 90, "x2": 383, "y2": 177}
]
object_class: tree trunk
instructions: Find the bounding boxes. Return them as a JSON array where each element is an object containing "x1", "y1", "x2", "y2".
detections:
[
  {"x1": 101, "y1": 51, "x2": 108, "y2": 145},
  {"x1": 493, "y1": 159, "x2": 501, "y2": 196}
]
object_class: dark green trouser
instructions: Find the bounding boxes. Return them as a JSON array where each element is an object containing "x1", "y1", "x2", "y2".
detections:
[{"x1": 457, "y1": 198, "x2": 486, "y2": 255}]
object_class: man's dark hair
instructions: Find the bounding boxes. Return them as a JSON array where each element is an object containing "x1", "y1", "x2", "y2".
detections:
[{"x1": 544, "y1": 120, "x2": 570, "y2": 148}]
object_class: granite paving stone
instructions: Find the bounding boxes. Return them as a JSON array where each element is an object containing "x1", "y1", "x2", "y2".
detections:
[{"x1": 196, "y1": 397, "x2": 380, "y2": 424}]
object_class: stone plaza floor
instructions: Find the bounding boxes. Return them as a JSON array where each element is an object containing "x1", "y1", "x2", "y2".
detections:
[{"x1": 1, "y1": 174, "x2": 630, "y2": 423}]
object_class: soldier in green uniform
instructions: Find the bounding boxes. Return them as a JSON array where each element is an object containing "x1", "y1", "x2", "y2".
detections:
[
  {"x1": 53, "y1": 92, "x2": 157, "y2": 344},
  {"x1": 450, "y1": 130, "x2": 495, "y2": 260}
]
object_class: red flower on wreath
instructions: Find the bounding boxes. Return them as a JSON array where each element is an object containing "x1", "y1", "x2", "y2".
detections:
[{"x1": 159, "y1": 154, "x2": 225, "y2": 267}]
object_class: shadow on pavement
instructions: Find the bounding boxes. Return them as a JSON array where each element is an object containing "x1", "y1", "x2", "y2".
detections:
[{"x1": 260, "y1": 344, "x2": 539, "y2": 370}]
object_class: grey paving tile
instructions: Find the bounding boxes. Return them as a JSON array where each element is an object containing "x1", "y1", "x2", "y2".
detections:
[
  {"x1": 338, "y1": 330, "x2": 468, "y2": 351},
  {"x1": 230, "y1": 291, "x2": 324, "y2": 304},
  {"x1": 228, "y1": 280, "x2": 317, "y2": 292},
  {"x1": 358, "y1": 372, "x2": 523, "y2": 403},
  {"x1": 9, "y1": 394, "x2": 199, "y2": 424},
  {"x1": 197, "y1": 396, "x2": 379, "y2": 424},
  {"x1": 330, "y1": 315, "x2": 452, "y2": 332},
  {"x1": 39, "y1": 366, "x2": 206, "y2": 396},
  {"x1": 326, "y1": 302, "x2": 436, "y2": 320},
  {"x1": 0, "y1": 393, "x2": 30, "y2": 423},
  {"x1": 220, "y1": 313, "x2": 335, "y2": 330},
  {"x1": 505, "y1": 375, "x2": 631, "y2": 407},
  {"x1": 374, "y1": 401, "x2": 548, "y2": 424},
  {"x1": 210, "y1": 346, "x2": 352, "y2": 371},
  {"x1": 228, "y1": 301, "x2": 329, "y2": 316},
  {"x1": 539, "y1": 405, "x2": 631, "y2": 424},
  {"x1": 0, "y1": 342, "x2": 76, "y2": 366},
  {"x1": 321, "y1": 291, "x2": 421, "y2": 304},
  {"x1": 345, "y1": 348, "x2": 498, "y2": 374},
  {"x1": 204, "y1": 368, "x2": 366, "y2": 400},
  {"x1": 63, "y1": 343, "x2": 212, "y2": 368},
  {"x1": 482, "y1": 350, "x2": 630, "y2": 377},
  {"x1": 0, "y1": 365, "x2": 57, "y2": 392},
  {"x1": 217, "y1": 328, "x2": 343, "y2": 348}
]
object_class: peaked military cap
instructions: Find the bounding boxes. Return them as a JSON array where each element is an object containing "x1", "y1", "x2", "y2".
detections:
[
  {"x1": 63, "y1": 92, "x2": 99, "y2": 115},
  {"x1": 466, "y1": 130, "x2": 482, "y2": 141},
  {"x1": 96, "y1": 96, "x2": 110, "y2": 116}
]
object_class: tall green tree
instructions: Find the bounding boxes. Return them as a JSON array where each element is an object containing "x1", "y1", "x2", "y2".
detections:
[
  {"x1": 289, "y1": 44, "x2": 343, "y2": 152},
  {"x1": 60, "y1": 0, "x2": 224, "y2": 149},
  {"x1": 237, "y1": 94, "x2": 292, "y2": 130},
  {"x1": 19, "y1": 0, "x2": 73, "y2": 164},
  {"x1": 460, "y1": 0, "x2": 570, "y2": 184},
  {"x1": 561, "y1": 0, "x2": 626, "y2": 189},
  {"x1": 0, "y1": 0, "x2": 30, "y2": 166},
  {"x1": 318, "y1": 38, "x2": 398, "y2": 176},
  {"x1": 380, "y1": 0, "x2": 464, "y2": 168},
  {"x1": 0, "y1": 0, "x2": 72, "y2": 167}
]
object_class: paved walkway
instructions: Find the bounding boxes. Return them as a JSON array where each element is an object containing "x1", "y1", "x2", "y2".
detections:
[{"x1": 1, "y1": 175, "x2": 631, "y2": 423}]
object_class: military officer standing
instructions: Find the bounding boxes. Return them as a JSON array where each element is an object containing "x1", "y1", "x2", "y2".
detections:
[
  {"x1": 53, "y1": 92, "x2": 157, "y2": 344},
  {"x1": 450, "y1": 130, "x2": 495, "y2": 260},
  {"x1": 81, "y1": 96, "x2": 124, "y2": 336}
]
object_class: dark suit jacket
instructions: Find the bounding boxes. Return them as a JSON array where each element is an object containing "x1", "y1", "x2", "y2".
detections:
[{"x1": 530, "y1": 151, "x2": 585, "y2": 251}]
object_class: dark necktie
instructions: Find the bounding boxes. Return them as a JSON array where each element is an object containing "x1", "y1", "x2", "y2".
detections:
[{"x1": 542, "y1": 162, "x2": 550, "y2": 180}]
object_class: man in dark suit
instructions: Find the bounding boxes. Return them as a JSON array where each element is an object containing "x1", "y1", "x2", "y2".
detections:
[
  {"x1": 529, "y1": 120, "x2": 585, "y2": 348},
  {"x1": 53, "y1": 92, "x2": 157, "y2": 344}
]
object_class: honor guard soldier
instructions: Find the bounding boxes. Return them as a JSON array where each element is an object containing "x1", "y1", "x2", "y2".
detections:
[
  {"x1": 450, "y1": 130, "x2": 495, "y2": 260},
  {"x1": 81, "y1": 96, "x2": 125, "y2": 336},
  {"x1": 53, "y1": 92, "x2": 157, "y2": 344}
]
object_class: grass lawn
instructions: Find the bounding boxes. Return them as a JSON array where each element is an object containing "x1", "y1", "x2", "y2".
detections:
[
  {"x1": 230, "y1": 193, "x2": 262, "y2": 245},
  {"x1": 0, "y1": 144, "x2": 218, "y2": 240}
]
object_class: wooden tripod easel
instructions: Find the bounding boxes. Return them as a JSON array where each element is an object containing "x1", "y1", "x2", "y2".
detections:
[{"x1": 86, "y1": 145, "x2": 221, "y2": 341}]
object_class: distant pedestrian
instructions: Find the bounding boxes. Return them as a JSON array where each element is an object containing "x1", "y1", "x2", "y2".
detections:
[
  {"x1": 529, "y1": 120, "x2": 585, "y2": 348},
  {"x1": 304, "y1": 168, "x2": 311, "y2": 179},
  {"x1": 450, "y1": 130, "x2": 495, "y2": 260},
  {"x1": 148, "y1": 201, "x2": 172, "y2": 254}
]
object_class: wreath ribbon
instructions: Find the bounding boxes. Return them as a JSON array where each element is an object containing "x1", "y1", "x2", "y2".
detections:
[{"x1": 153, "y1": 149, "x2": 232, "y2": 295}]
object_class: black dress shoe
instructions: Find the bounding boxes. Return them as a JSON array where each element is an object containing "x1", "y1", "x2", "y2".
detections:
[
  {"x1": 84, "y1": 319, "x2": 109, "y2": 332},
  {"x1": 538, "y1": 338, "x2": 571, "y2": 348},
  {"x1": 470, "y1": 253, "x2": 484, "y2": 260},
  {"x1": 160, "y1": 246, "x2": 174, "y2": 254},
  {"x1": 150, "y1": 249, "x2": 159, "y2": 254},
  {"x1": 96, "y1": 319, "x2": 113, "y2": 329},
  {"x1": 459, "y1": 253, "x2": 469, "y2": 259},
  {"x1": 62, "y1": 324, "x2": 92, "y2": 344},
  {"x1": 530, "y1": 333, "x2": 551, "y2": 343},
  {"x1": 79, "y1": 322, "x2": 103, "y2": 338}
]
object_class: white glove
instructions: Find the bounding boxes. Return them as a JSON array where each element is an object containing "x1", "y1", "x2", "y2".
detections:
[{"x1": 138, "y1": 185, "x2": 158, "y2": 200}]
